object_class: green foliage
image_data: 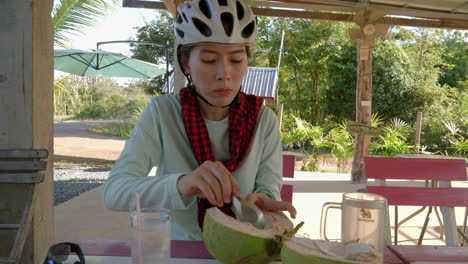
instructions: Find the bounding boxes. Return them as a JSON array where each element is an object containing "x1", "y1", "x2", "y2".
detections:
[
  {"x1": 326, "y1": 122, "x2": 354, "y2": 173},
  {"x1": 442, "y1": 121, "x2": 468, "y2": 157},
  {"x1": 281, "y1": 116, "x2": 329, "y2": 171},
  {"x1": 438, "y1": 31, "x2": 468, "y2": 89},
  {"x1": 52, "y1": 0, "x2": 119, "y2": 47},
  {"x1": 76, "y1": 94, "x2": 149, "y2": 119},
  {"x1": 53, "y1": 75, "x2": 150, "y2": 119},
  {"x1": 131, "y1": 11, "x2": 174, "y2": 65},
  {"x1": 372, "y1": 40, "x2": 423, "y2": 122},
  {"x1": 371, "y1": 118, "x2": 414, "y2": 157},
  {"x1": 323, "y1": 43, "x2": 356, "y2": 121},
  {"x1": 89, "y1": 120, "x2": 136, "y2": 139}
]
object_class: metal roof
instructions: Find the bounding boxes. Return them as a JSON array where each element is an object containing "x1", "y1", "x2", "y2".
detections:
[{"x1": 162, "y1": 66, "x2": 279, "y2": 99}]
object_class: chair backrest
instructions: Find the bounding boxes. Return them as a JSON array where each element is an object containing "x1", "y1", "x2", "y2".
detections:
[
  {"x1": 364, "y1": 156, "x2": 468, "y2": 206},
  {"x1": 0, "y1": 149, "x2": 48, "y2": 263},
  {"x1": 364, "y1": 156, "x2": 468, "y2": 246},
  {"x1": 364, "y1": 157, "x2": 467, "y2": 181},
  {"x1": 281, "y1": 154, "x2": 296, "y2": 203}
]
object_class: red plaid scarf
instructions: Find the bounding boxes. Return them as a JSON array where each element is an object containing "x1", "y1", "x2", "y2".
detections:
[{"x1": 179, "y1": 87, "x2": 263, "y2": 230}]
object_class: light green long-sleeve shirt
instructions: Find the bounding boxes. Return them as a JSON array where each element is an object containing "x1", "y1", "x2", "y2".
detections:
[{"x1": 102, "y1": 93, "x2": 282, "y2": 240}]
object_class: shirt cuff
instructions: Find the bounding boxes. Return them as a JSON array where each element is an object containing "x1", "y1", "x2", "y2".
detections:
[
  {"x1": 169, "y1": 173, "x2": 196, "y2": 209},
  {"x1": 253, "y1": 187, "x2": 280, "y2": 201}
]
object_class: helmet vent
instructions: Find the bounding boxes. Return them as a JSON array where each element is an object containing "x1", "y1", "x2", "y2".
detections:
[
  {"x1": 199, "y1": 0, "x2": 212, "y2": 18},
  {"x1": 182, "y1": 12, "x2": 189, "y2": 23},
  {"x1": 241, "y1": 20, "x2": 255, "y2": 38},
  {"x1": 220, "y1": 12, "x2": 234, "y2": 37},
  {"x1": 236, "y1": 1, "x2": 244, "y2": 20},
  {"x1": 218, "y1": 0, "x2": 228, "y2": 6},
  {"x1": 176, "y1": 15, "x2": 183, "y2": 24},
  {"x1": 193, "y1": 17, "x2": 212, "y2": 37},
  {"x1": 176, "y1": 28, "x2": 185, "y2": 39}
]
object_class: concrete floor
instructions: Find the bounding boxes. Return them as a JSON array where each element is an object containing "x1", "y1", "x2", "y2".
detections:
[{"x1": 54, "y1": 172, "x2": 468, "y2": 246}]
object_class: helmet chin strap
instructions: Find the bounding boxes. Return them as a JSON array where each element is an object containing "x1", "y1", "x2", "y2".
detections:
[{"x1": 185, "y1": 74, "x2": 241, "y2": 108}]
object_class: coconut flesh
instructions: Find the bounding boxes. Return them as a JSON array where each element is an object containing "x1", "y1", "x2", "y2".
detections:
[
  {"x1": 203, "y1": 207, "x2": 294, "y2": 264},
  {"x1": 281, "y1": 237, "x2": 382, "y2": 264}
]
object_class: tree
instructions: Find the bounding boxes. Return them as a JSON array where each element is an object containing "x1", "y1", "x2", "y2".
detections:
[
  {"x1": 130, "y1": 11, "x2": 175, "y2": 65},
  {"x1": 255, "y1": 17, "x2": 351, "y2": 125},
  {"x1": 52, "y1": 0, "x2": 119, "y2": 47},
  {"x1": 438, "y1": 30, "x2": 468, "y2": 89}
]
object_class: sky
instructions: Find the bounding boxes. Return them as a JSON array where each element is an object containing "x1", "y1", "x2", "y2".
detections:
[{"x1": 66, "y1": 5, "x2": 158, "y2": 56}]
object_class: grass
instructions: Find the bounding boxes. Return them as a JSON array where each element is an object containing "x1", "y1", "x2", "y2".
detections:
[
  {"x1": 54, "y1": 115, "x2": 75, "y2": 122},
  {"x1": 54, "y1": 157, "x2": 114, "y2": 168},
  {"x1": 87, "y1": 120, "x2": 135, "y2": 139}
]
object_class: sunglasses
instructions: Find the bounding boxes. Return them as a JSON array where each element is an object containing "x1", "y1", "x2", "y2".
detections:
[{"x1": 43, "y1": 242, "x2": 85, "y2": 264}]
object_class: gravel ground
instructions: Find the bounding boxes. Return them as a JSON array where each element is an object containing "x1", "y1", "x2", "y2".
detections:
[{"x1": 54, "y1": 166, "x2": 110, "y2": 206}]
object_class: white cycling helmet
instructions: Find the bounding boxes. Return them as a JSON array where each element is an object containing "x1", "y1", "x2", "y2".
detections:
[{"x1": 174, "y1": 0, "x2": 257, "y2": 46}]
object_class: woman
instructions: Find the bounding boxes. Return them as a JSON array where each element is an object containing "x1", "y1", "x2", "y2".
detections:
[{"x1": 102, "y1": 0, "x2": 296, "y2": 240}]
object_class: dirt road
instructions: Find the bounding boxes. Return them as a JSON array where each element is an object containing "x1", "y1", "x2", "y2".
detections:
[{"x1": 54, "y1": 120, "x2": 126, "y2": 162}]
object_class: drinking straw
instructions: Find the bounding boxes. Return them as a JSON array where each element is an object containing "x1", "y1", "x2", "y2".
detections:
[
  {"x1": 135, "y1": 192, "x2": 142, "y2": 226},
  {"x1": 135, "y1": 192, "x2": 143, "y2": 264}
]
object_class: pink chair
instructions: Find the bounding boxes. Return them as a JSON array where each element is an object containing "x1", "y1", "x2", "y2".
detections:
[
  {"x1": 281, "y1": 154, "x2": 296, "y2": 203},
  {"x1": 364, "y1": 157, "x2": 468, "y2": 246}
]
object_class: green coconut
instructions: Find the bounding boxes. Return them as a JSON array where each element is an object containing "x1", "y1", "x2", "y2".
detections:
[
  {"x1": 281, "y1": 238, "x2": 381, "y2": 264},
  {"x1": 203, "y1": 207, "x2": 296, "y2": 264}
]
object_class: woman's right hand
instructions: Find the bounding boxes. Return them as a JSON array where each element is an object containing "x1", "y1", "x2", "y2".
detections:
[{"x1": 177, "y1": 160, "x2": 243, "y2": 207}]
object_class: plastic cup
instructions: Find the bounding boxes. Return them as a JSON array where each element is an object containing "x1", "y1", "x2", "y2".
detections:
[{"x1": 130, "y1": 209, "x2": 171, "y2": 264}]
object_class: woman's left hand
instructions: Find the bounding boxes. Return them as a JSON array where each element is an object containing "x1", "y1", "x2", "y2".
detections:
[{"x1": 245, "y1": 193, "x2": 297, "y2": 219}]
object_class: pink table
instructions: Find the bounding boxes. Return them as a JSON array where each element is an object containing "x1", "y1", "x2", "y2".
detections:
[
  {"x1": 74, "y1": 238, "x2": 406, "y2": 263},
  {"x1": 388, "y1": 245, "x2": 468, "y2": 263}
]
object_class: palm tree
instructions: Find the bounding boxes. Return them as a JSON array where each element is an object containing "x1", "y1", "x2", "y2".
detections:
[{"x1": 52, "y1": 0, "x2": 119, "y2": 47}]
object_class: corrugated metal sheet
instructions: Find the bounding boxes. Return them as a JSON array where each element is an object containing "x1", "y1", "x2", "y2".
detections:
[{"x1": 162, "y1": 67, "x2": 278, "y2": 99}]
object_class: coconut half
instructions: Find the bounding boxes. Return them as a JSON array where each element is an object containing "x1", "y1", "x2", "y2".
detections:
[
  {"x1": 203, "y1": 207, "x2": 294, "y2": 264},
  {"x1": 281, "y1": 238, "x2": 382, "y2": 264}
]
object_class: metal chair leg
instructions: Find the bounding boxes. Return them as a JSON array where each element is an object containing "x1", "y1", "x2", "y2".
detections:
[
  {"x1": 398, "y1": 206, "x2": 426, "y2": 228},
  {"x1": 457, "y1": 228, "x2": 468, "y2": 245},
  {"x1": 434, "y1": 206, "x2": 444, "y2": 239},
  {"x1": 394, "y1": 205, "x2": 398, "y2": 245},
  {"x1": 463, "y1": 207, "x2": 467, "y2": 236},
  {"x1": 418, "y1": 206, "x2": 433, "y2": 245}
]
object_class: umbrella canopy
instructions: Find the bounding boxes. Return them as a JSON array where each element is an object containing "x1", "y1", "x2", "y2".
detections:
[{"x1": 54, "y1": 49, "x2": 167, "y2": 78}]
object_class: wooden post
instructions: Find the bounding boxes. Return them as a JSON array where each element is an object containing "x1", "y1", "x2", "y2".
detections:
[
  {"x1": 351, "y1": 40, "x2": 373, "y2": 183},
  {"x1": 415, "y1": 111, "x2": 423, "y2": 153},
  {"x1": 278, "y1": 104, "x2": 284, "y2": 131},
  {"x1": 0, "y1": 0, "x2": 54, "y2": 263}
]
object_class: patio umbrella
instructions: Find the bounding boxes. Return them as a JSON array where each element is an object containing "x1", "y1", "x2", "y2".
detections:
[{"x1": 54, "y1": 49, "x2": 167, "y2": 78}]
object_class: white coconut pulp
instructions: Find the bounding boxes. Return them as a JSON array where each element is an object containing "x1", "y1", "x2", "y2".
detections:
[
  {"x1": 206, "y1": 207, "x2": 293, "y2": 238},
  {"x1": 283, "y1": 237, "x2": 381, "y2": 264}
]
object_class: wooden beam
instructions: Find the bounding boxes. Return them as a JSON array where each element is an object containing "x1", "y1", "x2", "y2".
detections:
[
  {"x1": 162, "y1": 0, "x2": 177, "y2": 17},
  {"x1": 251, "y1": 8, "x2": 468, "y2": 30},
  {"x1": 0, "y1": 161, "x2": 47, "y2": 171},
  {"x1": 121, "y1": 1, "x2": 468, "y2": 29},
  {"x1": 123, "y1": 0, "x2": 166, "y2": 10},
  {"x1": 0, "y1": 149, "x2": 48, "y2": 159},
  {"x1": 0, "y1": 174, "x2": 44, "y2": 184}
]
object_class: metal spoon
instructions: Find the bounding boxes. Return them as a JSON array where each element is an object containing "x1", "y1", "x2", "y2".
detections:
[{"x1": 231, "y1": 195, "x2": 266, "y2": 229}]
